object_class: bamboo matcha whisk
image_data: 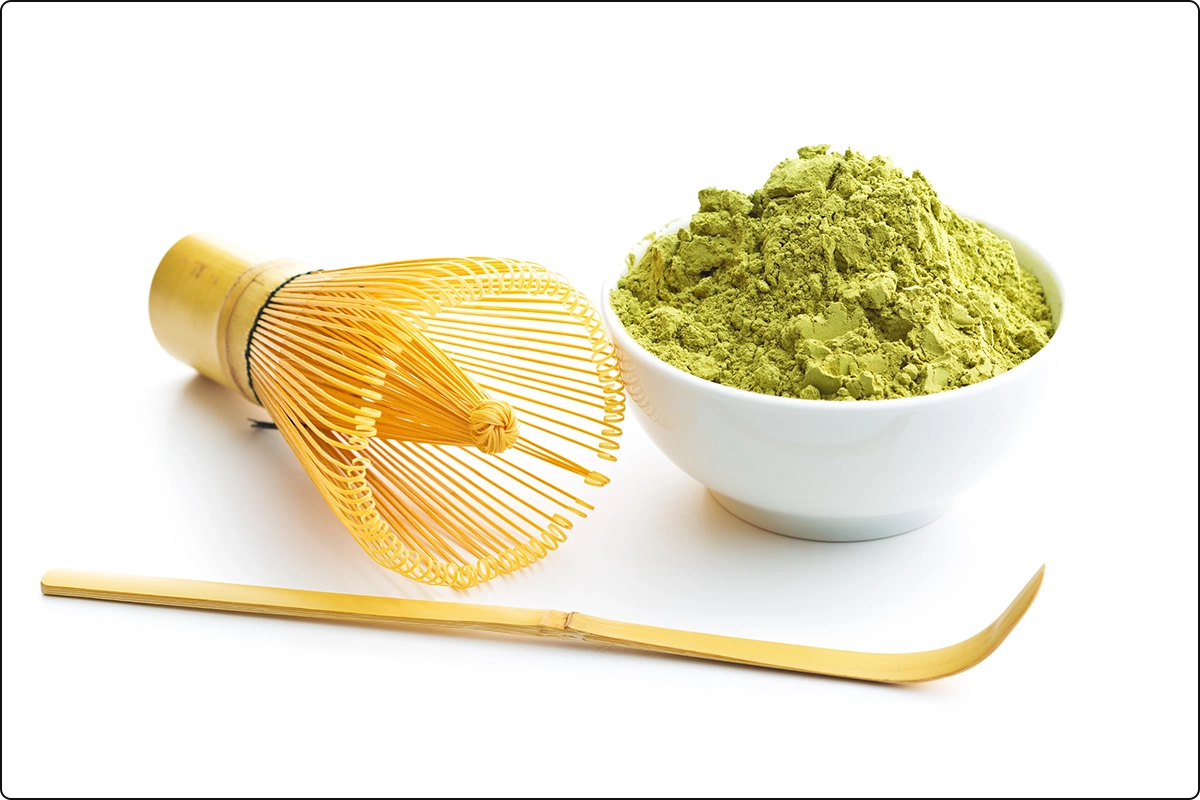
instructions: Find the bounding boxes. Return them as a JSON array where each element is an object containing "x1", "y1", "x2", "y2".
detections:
[{"x1": 149, "y1": 234, "x2": 624, "y2": 589}]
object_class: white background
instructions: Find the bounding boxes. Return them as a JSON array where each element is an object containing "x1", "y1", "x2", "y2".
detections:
[{"x1": 2, "y1": 3, "x2": 1196, "y2": 797}]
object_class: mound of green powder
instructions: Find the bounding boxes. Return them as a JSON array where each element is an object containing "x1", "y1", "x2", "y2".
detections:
[{"x1": 611, "y1": 145, "x2": 1055, "y2": 400}]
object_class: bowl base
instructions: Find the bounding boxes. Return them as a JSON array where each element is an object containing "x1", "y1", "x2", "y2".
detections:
[{"x1": 708, "y1": 492, "x2": 949, "y2": 542}]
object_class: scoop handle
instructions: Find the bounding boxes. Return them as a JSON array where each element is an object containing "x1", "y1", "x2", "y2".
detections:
[{"x1": 40, "y1": 568, "x2": 567, "y2": 636}]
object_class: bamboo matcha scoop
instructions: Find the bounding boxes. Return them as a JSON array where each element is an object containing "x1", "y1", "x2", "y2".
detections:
[{"x1": 41, "y1": 566, "x2": 1044, "y2": 683}]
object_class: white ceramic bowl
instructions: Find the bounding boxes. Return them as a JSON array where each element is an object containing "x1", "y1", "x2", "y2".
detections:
[{"x1": 600, "y1": 220, "x2": 1065, "y2": 541}]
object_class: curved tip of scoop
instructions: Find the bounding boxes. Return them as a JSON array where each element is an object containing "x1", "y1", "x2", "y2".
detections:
[
  {"x1": 952, "y1": 563, "x2": 1047, "y2": 680},
  {"x1": 1025, "y1": 565, "x2": 1046, "y2": 603},
  {"x1": 891, "y1": 564, "x2": 1047, "y2": 684},
  {"x1": 985, "y1": 563, "x2": 1046, "y2": 651}
]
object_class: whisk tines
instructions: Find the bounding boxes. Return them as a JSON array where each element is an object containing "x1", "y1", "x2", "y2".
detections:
[{"x1": 246, "y1": 256, "x2": 624, "y2": 588}]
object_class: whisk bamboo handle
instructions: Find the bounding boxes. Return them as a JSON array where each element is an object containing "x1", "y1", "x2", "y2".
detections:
[
  {"x1": 41, "y1": 567, "x2": 1044, "y2": 683},
  {"x1": 148, "y1": 234, "x2": 314, "y2": 403}
]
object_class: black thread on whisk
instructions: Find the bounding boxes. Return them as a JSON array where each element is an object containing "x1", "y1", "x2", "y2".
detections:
[{"x1": 242, "y1": 270, "x2": 321, "y2": 405}]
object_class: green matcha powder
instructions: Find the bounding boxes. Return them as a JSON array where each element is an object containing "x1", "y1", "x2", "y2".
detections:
[{"x1": 611, "y1": 145, "x2": 1055, "y2": 400}]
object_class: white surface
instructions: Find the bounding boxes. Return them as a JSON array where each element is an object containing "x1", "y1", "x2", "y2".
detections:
[
  {"x1": 602, "y1": 223, "x2": 1064, "y2": 541},
  {"x1": 1, "y1": 4, "x2": 1195, "y2": 797}
]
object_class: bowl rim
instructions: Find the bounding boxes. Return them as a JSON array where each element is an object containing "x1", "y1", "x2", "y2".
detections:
[{"x1": 600, "y1": 217, "x2": 1065, "y2": 413}]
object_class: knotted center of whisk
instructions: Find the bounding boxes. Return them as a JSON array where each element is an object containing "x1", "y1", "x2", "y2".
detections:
[{"x1": 469, "y1": 400, "x2": 520, "y2": 454}]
